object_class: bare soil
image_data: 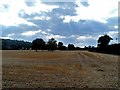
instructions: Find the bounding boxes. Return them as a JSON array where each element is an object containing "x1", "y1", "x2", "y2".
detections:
[{"x1": 2, "y1": 50, "x2": 118, "y2": 88}]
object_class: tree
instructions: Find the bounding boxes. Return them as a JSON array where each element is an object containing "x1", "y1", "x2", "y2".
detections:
[
  {"x1": 97, "y1": 34, "x2": 113, "y2": 48},
  {"x1": 68, "y1": 44, "x2": 75, "y2": 50},
  {"x1": 58, "y1": 42, "x2": 63, "y2": 50},
  {"x1": 32, "y1": 38, "x2": 45, "y2": 52},
  {"x1": 61, "y1": 46, "x2": 67, "y2": 50},
  {"x1": 47, "y1": 38, "x2": 57, "y2": 51},
  {"x1": 75, "y1": 47, "x2": 80, "y2": 50},
  {"x1": 58, "y1": 42, "x2": 67, "y2": 50},
  {"x1": 1, "y1": 39, "x2": 32, "y2": 50}
]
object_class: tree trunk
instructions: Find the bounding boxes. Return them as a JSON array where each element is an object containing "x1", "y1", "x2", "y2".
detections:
[{"x1": 36, "y1": 49, "x2": 37, "y2": 52}]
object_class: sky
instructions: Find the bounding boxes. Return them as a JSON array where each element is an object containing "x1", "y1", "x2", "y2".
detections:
[{"x1": 0, "y1": 0, "x2": 119, "y2": 47}]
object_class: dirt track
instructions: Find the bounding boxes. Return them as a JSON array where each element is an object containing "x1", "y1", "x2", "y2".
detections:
[{"x1": 2, "y1": 50, "x2": 118, "y2": 88}]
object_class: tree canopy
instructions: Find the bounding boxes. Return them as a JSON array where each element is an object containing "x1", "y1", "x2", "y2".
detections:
[
  {"x1": 32, "y1": 38, "x2": 45, "y2": 52},
  {"x1": 47, "y1": 38, "x2": 57, "y2": 51},
  {"x1": 68, "y1": 44, "x2": 75, "y2": 50},
  {"x1": 1, "y1": 39, "x2": 32, "y2": 50},
  {"x1": 97, "y1": 34, "x2": 113, "y2": 48}
]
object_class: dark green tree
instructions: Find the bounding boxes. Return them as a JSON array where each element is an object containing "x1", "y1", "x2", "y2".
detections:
[
  {"x1": 98, "y1": 34, "x2": 113, "y2": 48},
  {"x1": 58, "y1": 42, "x2": 63, "y2": 50},
  {"x1": 68, "y1": 44, "x2": 75, "y2": 50},
  {"x1": 1, "y1": 39, "x2": 32, "y2": 50},
  {"x1": 47, "y1": 38, "x2": 57, "y2": 51},
  {"x1": 32, "y1": 38, "x2": 45, "y2": 52}
]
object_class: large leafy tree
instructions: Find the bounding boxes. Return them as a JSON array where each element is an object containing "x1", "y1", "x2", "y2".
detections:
[
  {"x1": 32, "y1": 38, "x2": 45, "y2": 52},
  {"x1": 58, "y1": 42, "x2": 63, "y2": 50},
  {"x1": 47, "y1": 38, "x2": 57, "y2": 51},
  {"x1": 58, "y1": 42, "x2": 67, "y2": 50},
  {"x1": 68, "y1": 44, "x2": 75, "y2": 50},
  {"x1": 97, "y1": 34, "x2": 113, "y2": 48}
]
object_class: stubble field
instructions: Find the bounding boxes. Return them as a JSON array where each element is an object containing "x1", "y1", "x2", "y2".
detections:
[{"x1": 2, "y1": 50, "x2": 118, "y2": 88}]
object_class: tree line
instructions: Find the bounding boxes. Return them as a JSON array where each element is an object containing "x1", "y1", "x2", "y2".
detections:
[
  {"x1": 32, "y1": 38, "x2": 84, "y2": 52},
  {"x1": 1, "y1": 34, "x2": 120, "y2": 55},
  {"x1": 89, "y1": 34, "x2": 120, "y2": 55},
  {"x1": 1, "y1": 38, "x2": 91, "y2": 51},
  {"x1": 1, "y1": 39, "x2": 32, "y2": 50}
]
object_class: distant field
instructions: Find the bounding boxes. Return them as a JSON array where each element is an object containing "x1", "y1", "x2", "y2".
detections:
[{"x1": 2, "y1": 50, "x2": 118, "y2": 88}]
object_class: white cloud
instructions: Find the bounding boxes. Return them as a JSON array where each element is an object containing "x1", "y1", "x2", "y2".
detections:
[
  {"x1": 0, "y1": 15, "x2": 36, "y2": 26},
  {"x1": 23, "y1": 0, "x2": 59, "y2": 15},
  {"x1": 46, "y1": 34, "x2": 66, "y2": 40},
  {"x1": 7, "y1": 33, "x2": 15, "y2": 37},
  {"x1": 39, "y1": 0, "x2": 87, "y2": 2},
  {"x1": 107, "y1": 31, "x2": 118, "y2": 44},
  {"x1": 21, "y1": 29, "x2": 66, "y2": 41},
  {"x1": 77, "y1": 35, "x2": 96, "y2": 41},
  {"x1": 114, "y1": 25, "x2": 118, "y2": 29},
  {"x1": 47, "y1": 29, "x2": 51, "y2": 32},
  {"x1": 61, "y1": 16, "x2": 79, "y2": 23},
  {"x1": 41, "y1": 31, "x2": 48, "y2": 35},
  {"x1": 21, "y1": 30, "x2": 42, "y2": 36},
  {"x1": 109, "y1": 25, "x2": 118, "y2": 30},
  {"x1": 107, "y1": 31, "x2": 118, "y2": 38},
  {"x1": 62, "y1": 34, "x2": 98, "y2": 47},
  {"x1": 76, "y1": 35, "x2": 97, "y2": 47},
  {"x1": 62, "y1": 0, "x2": 119, "y2": 23},
  {"x1": 76, "y1": 35, "x2": 97, "y2": 46},
  {"x1": 34, "y1": 16, "x2": 51, "y2": 20},
  {"x1": 0, "y1": 36, "x2": 13, "y2": 40},
  {"x1": 0, "y1": 0, "x2": 59, "y2": 26},
  {"x1": 0, "y1": 0, "x2": 36, "y2": 26}
]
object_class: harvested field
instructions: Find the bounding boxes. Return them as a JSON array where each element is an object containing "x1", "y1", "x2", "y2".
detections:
[{"x1": 2, "y1": 50, "x2": 118, "y2": 88}]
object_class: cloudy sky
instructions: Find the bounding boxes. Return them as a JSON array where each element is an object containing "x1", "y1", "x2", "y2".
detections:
[{"x1": 0, "y1": 0, "x2": 119, "y2": 47}]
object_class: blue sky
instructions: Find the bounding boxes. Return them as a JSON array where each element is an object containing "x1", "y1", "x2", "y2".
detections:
[{"x1": 0, "y1": 0, "x2": 119, "y2": 47}]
